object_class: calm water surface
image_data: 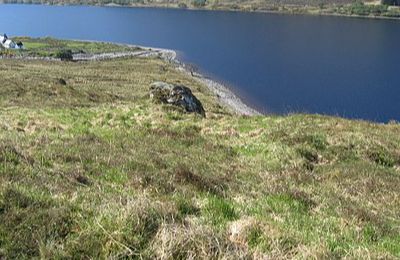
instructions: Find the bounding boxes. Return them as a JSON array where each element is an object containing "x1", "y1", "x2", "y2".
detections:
[{"x1": 1, "y1": 4, "x2": 399, "y2": 122}]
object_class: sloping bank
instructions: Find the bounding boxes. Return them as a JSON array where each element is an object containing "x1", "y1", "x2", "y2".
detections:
[
  {"x1": 1, "y1": 37, "x2": 400, "y2": 259},
  {"x1": 74, "y1": 41, "x2": 261, "y2": 116},
  {"x1": 1, "y1": 38, "x2": 260, "y2": 116}
]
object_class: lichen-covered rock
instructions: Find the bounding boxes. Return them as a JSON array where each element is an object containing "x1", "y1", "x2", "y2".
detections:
[{"x1": 150, "y1": 82, "x2": 206, "y2": 117}]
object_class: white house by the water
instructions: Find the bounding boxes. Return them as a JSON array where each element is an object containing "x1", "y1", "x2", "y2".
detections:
[{"x1": 0, "y1": 34, "x2": 23, "y2": 49}]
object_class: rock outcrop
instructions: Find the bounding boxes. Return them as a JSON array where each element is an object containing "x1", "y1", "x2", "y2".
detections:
[{"x1": 150, "y1": 82, "x2": 206, "y2": 117}]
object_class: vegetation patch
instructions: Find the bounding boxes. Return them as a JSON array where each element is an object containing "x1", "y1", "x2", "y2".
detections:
[
  {"x1": 0, "y1": 37, "x2": 140, "y2": 59},
  {"x1": 175, "y1": 165, "x2": 226, "y2": 195},
  {"x1": 203, "y1": 196, "x2": 238, "y2": 227},
  {"x1": 55, "y1": 49, "x2": 74, "y2": 61},
  {"x1": 368, "y1": 146, "x2": 397, "y2": 167},
  {"x1": 0, "y1": 188, "x2": 74, "y2": 258}
]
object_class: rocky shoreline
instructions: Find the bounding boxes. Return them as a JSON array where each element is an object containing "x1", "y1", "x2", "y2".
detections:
[
  {"x1": 62, "y1": 39, "x2": 261, "y2": 115},
  {"x1": 1, "y1": 39, "x2": 261, "y2": 116},
  {"x1": 89, "y1": 41, "x2": 260, "y2": 115},
  {"x1": 130, "y1": 44, "x2": 261, "y2": 116}
]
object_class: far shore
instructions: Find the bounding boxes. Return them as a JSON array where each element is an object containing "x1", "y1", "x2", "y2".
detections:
[
  {"x1": 103, "y1": 3, "x2": 400, "y2": 21},
  {"x1": 1, "y1": 2, "x2": 399, "y2": 21}
]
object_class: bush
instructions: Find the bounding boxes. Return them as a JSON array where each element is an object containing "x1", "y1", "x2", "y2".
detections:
[
  {"x1": 178, "y1": 2, "x2": 187, "y2": 8},
  {"x1": 191, "y1": 0, "x2": 206, "y2": 7},
  {"x1": 55, "y1": 49, "x2": 73, "y2": 61},
  {"x1": 349, "y1": 2, "x2": 388, "y2": 16},
  {"x1": 349, "y1": 2, "x2": 370, "y2": 15},
  {"x1": 385, "y1": 7, "x2": 400, "y2": 17}
]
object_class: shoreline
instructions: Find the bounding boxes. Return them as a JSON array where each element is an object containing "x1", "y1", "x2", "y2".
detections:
[
  {"x1": 65, "y1": 39, "x2": 262, "y2": 116},
  {"x1": 68, "y1": 38, "x2": 262, "y2": 115},
  {"x1": 1, "y1": 2, "x2": 399, "y2": 21},
  {"x1": 105, "y1": 4, "x2": 400, "y2": 21},
  {"x1": 120, "y1": 43, "x2": 262, "y2": 116},
  {"x1": 1, "y1": 38, "x2": 261, "y2": 116}
]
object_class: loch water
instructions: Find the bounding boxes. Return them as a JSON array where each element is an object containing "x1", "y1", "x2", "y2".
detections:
[{"x1": 1, "y1": 4, "x2": 399, "y2": 122}]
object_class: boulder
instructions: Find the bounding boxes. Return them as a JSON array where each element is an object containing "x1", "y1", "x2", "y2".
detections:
[
  {"x1": 57, "y1": 78, "x2": 67, "y2": 86},
  {"x1": 150, "y1": 82, "x2": 206, "y2": 117}
]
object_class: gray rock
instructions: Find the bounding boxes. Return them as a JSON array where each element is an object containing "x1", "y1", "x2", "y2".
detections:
[
  {"x1": 57, "y1": 78, "x2": 67, "y2": 86},
  {"x1": 150, "y1": 82, "x2": 206, "y2": 117}
]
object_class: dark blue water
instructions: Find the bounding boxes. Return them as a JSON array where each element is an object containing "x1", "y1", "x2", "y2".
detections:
[{"x1": 1, "y1": 4, "x2": 399, "y2": 122}]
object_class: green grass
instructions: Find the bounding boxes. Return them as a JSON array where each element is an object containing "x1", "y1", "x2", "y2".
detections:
[
  {"x1": 0, "y1": 37, "x2": 140, "y2": 58},
  {"x1": 0, "y1": 38, "x2": 399, "y2": 259}
]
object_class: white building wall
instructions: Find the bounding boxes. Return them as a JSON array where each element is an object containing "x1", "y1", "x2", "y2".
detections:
[
  {"x1": 4, "y1": 40, "x2": 16, "y2": 49},
  {"x1": 0, "y1": 36, "x2": 20, "y2": 49}
]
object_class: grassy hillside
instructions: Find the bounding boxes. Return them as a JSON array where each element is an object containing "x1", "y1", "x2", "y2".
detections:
[
  {"x1": 0, "y1": 37, "x2": 140, "y2": 58},
  {"x1": 1, "y1": 38, "x2": 400, "y2": 259}
]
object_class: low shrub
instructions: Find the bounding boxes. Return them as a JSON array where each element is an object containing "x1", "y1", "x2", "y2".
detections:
[
  {"x1": 349, "y1": 2, "x2": 388, "y2": 16},
  {"x1": 192, "y1": 0, "x2": 206, "y2": 7},
  {"x1": 55, "y1": 49, "x2": 73, "y2": 61}
]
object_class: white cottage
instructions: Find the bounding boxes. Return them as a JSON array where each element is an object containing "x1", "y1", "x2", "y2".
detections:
[{"x1": 0, "y1": 34, "x2": 23, "y2": 49}]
